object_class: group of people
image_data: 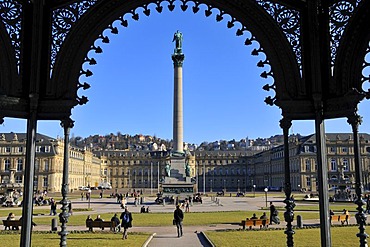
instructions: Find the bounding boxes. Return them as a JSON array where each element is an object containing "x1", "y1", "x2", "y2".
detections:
[
  {"x1": 85, "y1": 207, "x2": 133, "y2": 240},
  {"x1": 140, "y1": 205, "x2": 150, "y2": 213}
]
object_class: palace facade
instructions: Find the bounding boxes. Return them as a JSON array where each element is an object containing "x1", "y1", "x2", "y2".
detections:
[
  {"x1": 0, "y1": 133, "x2": 105, "y2": 192},
  {"x1": 1, "y1": 132, "x2": 370, "y2": 193}
]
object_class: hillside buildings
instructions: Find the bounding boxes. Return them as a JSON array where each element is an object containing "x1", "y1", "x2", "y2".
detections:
[{"x1": 1, "y1": 132, "x2": 370, "y2": 193}]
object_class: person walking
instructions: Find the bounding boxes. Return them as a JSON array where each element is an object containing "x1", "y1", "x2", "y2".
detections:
[
  {"x1": 174, "y1": 204, "x2": 184, "y2": 237},
  {"x1": 269, "y1": 202, "x2": 280, "y2": 224},
  {"x1": 120, "y1": 207, "x2": 133, "y2": 240}
]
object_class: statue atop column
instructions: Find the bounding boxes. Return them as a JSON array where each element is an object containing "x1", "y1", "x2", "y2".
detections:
[{"x1": 172, "y1": 30, "x2": 183, "y2": 54}]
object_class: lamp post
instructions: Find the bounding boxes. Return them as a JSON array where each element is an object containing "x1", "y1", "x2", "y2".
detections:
[
  {"x1": 237, "y1": 179, "x2": 240, "y2": 193},
  {"x1": 264, "y1": 187, "x2": 268, "y2": 208},
  {"x1": 150, "y1": 162, "x2": 153, "y2": 195},
  {"x1": 87, "y1": 188, "x2": 91, "y2": 209},
  {"x1": 253, "y1": 184, "x2": 256, "y2": 198},
  {"x1": 203, "y1": 162, "x2": 205, "y2": 195},
  {"x1": 157, "y1": 161, "x2": 159, "y2": 193},
  {"x1": 210, "y1": 179, "x2": 213, "y2": 192}
]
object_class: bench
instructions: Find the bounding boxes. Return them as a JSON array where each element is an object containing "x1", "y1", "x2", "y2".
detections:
[
  {"x1": 241, "y1": 219, "x2": 269, "y2": 230},
  {"x1": 86, "y1": 221, "x2": 117, "y2": 231},
  {"x1": 3, "y1": 220, "x2": 37, "y2": 230},
  {"x1": 3, "y1": 220, "x2": 21, "y2": 230}
]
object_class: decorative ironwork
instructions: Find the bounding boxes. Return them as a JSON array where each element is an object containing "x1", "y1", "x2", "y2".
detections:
[
  {"x1": 74, "y1": 0, "x2": 276, "y2": 107},
  {"x1": 329, "y1": 0, "x2": 362, "y2": 67},
  {"x1": 347, "y1": 113, "x2": 368, "y2": 247},
  {"x1": 51, "y1": 0, "x2": 98, "y2": 69},
  {"x1": 256, "y1": 0, "x2": 301, "y2": 70},
  {"x1": 280, "y1": 117, "x2": 295, "y2": 247},
  {"x1": 0, "y1": 0, "x2": 22, "y2": 68},
  {"x1": 362, "y1": 41, "x2": 370, "y2": 93}
]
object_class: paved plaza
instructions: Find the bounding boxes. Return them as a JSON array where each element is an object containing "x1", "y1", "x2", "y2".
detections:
[{"x1": 0, "y1": 192, "x2": 358, "y2": 246}]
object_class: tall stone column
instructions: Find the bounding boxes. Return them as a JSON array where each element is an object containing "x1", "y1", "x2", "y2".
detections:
[{"x1": 172, "y1": 31, "x2": 185, "y2": 154}]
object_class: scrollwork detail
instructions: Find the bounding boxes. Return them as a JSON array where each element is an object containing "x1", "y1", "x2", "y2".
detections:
[
  {"x1": 51, "y1": 0, "x2": 98, "y2": 69},
  {"x1": 0, "y1": 0, "x2": 22, "y2": 69},
  {"x1": 256, "y1": 0, "x2": 301, "y2": 71},
  {"x1": 329, "y1": 0, "x2": 362, "y2": 67}
]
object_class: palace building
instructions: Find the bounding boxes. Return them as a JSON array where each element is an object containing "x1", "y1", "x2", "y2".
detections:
[
  {"x1": 1, "y1": 132, "x2": 370, "y2": 193},
  {"x1": 0, "y1": 133, "x2": 105, "y2": 193}
]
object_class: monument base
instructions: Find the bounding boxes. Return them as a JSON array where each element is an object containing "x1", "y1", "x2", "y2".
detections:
[
  {"x1": 161, "y1": 182, "x2": 195, "y2": 201},
  {"x1": 160, "y1": 154, "x2": 195, "y2": 201}
]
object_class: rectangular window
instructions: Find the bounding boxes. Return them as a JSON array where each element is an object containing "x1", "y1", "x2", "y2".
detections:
[
  {"x1": 342, "y1": 147, "x2": 348, "y2": 153},
  {"x1": 4, "y1": 159, "x2": 10, "y2": 171},
  {"x1": 305, "y1": 160, "x2": 311, "y2": 171},
  {"x1": 44, "y1": 160, "x2": 49, "y2": 171},
  {"x1": 343, "y1": 159, "x2": 349, "y2": 171},
  {"x1": 17, "y1": 159, "x2": 23, "y2": 172},
  {"x1": 35, "y1": 160, "x2": 39, "y2": 171},
  {"x1": 331, "y1": 159, "x2": 337, "y2": 171},
  {"x1": 5, "y1": 147, "x2": 11, "y2": 153},
  {"x1": 43, "y1": 176, "x2": 48, "y2": 187},
  {"x1": 306, "y1": 177, "x2": 311, "y2": 187},
  {"x1": 18, "y1": 146, "x2": 23, "y2": 153},
  {"x1": 15, "y1": 175, "x2": 22, "y2": 183}
]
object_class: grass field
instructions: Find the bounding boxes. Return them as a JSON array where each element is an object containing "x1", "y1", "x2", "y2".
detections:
[
  {"x1": 0, "y1": 232, "x2": 150, "y2": 247},
  {"x1": 205, "y1": 226, "x2": 361, "y2": 247}
]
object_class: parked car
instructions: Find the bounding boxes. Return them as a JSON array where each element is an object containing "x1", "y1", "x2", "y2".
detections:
[{"x1": 78, "y1": 186, "x2": 89, "y2": 191}]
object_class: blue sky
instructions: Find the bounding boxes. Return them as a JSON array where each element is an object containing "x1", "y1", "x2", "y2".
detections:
[{"x1": 2, "y1": 6, "x2": 370, "y2": 145}]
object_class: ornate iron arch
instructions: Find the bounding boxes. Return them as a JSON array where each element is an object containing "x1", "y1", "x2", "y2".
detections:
[
  {"x1": 2, "y1": 1, "x2": 370, "y2": 247},
  {"x1": 334, "y1": 0, "x2": 370, "y2": 99},
  {"x1": 51, "y1": 0, "x2": 301, "y2": 118}
]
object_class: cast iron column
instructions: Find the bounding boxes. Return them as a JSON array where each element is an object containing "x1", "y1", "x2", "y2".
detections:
[
  {"x1": 280, "y1": 117, "x2": 295, "y2": 247},
  {"x1": 314, "y1": 97, "x2": 331, "y2": 247},
  {"x1": 59, "y1": 118, "x2": 74, "y2": 247},
  {"x1": 20, "y1": 109, "x2": 38, "y2": 247},
  {"x1": 348, "y1": 113, "x2": 368, "y2": 247}
]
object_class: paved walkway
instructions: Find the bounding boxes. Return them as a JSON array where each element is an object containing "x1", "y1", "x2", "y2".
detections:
[{"x1": 0, "y1": 192, "x2": 360, "y2": 246}]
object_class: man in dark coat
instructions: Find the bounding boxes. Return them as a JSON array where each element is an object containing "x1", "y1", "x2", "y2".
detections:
[
  {"x1": 110, "y1": 213, "x2": 121, "y2": 232},
  {"x1": 269, "y1": 202, "x2": 280, "y2": 224},
  {"x1": 174, "y1": 204, "x2": 184, "y2": 237},
  {"x1": 120, "y1": 207, "x2": 133, "y2": 240}
]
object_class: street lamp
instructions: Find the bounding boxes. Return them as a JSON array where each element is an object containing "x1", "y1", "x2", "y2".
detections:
[
  {"x1": 264, "y1": 187, "x2": 268, "y2": 208},
  {"x1": 253, "y1": 184, "x2": 256, "y2": 198},
  {"x1": 210, "y1": 179, "x2": 213, "y2": 192},
  {"x1": 150, "y1": 162, "x2": 153, "y2": 195},
  {"x1": 87, "y1": 188, "x2": 91, "y2": 209},
  {"x1": 237, "y1": 179, "x2": 240, "y2": 193}
]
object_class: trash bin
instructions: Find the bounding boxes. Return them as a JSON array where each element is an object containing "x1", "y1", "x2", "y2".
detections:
[
  {"x1": 297, "y1": 215, "x2": 303, "y2": 228},
  {"x1": 140, "y1": 197, "x2": 144, "y2": 204},
  {"x1": 51, "y1": 218, "x2": 58, "y2": 231}
]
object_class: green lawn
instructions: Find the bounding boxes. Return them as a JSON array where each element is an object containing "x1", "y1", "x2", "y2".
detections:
[
  {"x1": 205, "y1": 226, "x2": 361, "y2": 247},
  {"x1": 0, "y1": 232, "x2": 150, "y2": 247},
  {"x1": 1, "y1": 210, "x2": 322, "y2": 227}
]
